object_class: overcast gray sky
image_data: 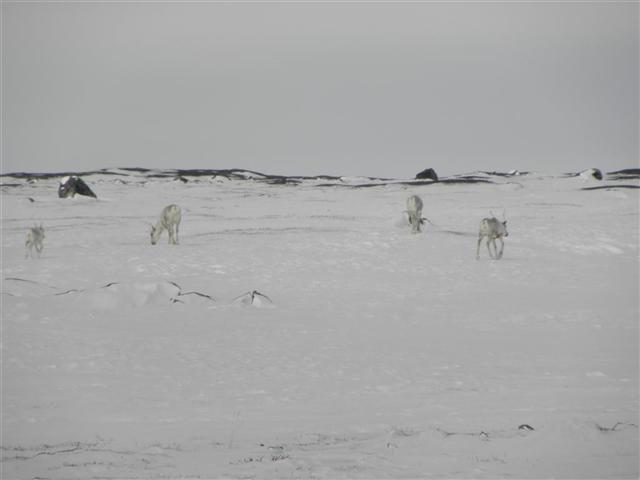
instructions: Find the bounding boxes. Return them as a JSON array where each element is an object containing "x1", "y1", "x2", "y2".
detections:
[{"x1": 2, "y1": 1, "x2": 638, "y2": 177}]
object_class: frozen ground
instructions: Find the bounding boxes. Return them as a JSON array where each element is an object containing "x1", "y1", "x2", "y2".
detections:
[{"x1": 1, "y1": 170, "x2": 638, "y2": 479}]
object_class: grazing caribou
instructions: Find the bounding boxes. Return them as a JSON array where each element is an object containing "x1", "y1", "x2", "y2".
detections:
[
  {"x1": 476, "y1": 215, "x2": 508, "y2": 260},
  {"x1": 25, "y1": 224, "x2": 45, "y2": 258},
  {"x1": 150, "y1": 204, "x2": 182, "y2": 245},
  {"x1": 406, "y1": 195, "x2": 425, "y2": 233}
]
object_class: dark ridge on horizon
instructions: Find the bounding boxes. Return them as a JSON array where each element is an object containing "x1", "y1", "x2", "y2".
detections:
[
  {"x1": 608, "y1": 168, "x2": 640, "y2": 175},
  {"x1": 117, "y1": 167, "x2": 154, "y2": 173},
  {"x1": 0, "y1": 167, "x2": 396, "y2": 185},
  {"x1": 0, "y1": 169, "x2": 129, "y2": 179},
  {"x1": 6, "y1": 168, "x2": 486, "y2": 187},
  {"x1": 581, "y1": 184, "x2": 640, "y2": 190},
  {"x1": 1, "y1": 167, "x2": 638, "y2": 185},
  {"x1": 606, "y1": 168, "x2": 640, "y2": 180},
  {"x1": 0, "y1": 167, "x2": 346, "y2": 181},
  {"x1": 479, "y1": 170, "x2": 531, "y2": 177},
  {"x1": 315, "y1": 177, "x2": 495, "y2": 188}
]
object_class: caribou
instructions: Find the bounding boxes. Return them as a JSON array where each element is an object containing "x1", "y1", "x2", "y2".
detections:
[
  {"x1": 25, "y1": 224, "x2": 45, "y2": 258},
  {"x1": 406, "y1": 195, "x2": 425, "y2": 233},
  {"x1": 476, "y1": 214, "x2": 508, "y2": 260},
  {"x1": 150, "y1": 204, "x2": 182, "y2": 245}
]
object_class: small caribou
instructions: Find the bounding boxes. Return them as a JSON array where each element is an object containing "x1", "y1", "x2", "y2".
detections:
[
  {"x1": 476, "y1": 214, "x2": 508, "y2": 260},
  {"x1": 150, "y1": 204, "x2": 182, "y2": 245},
  {"x1": 406, "y1": 195, "x2": 425, "y2": 233},
  {"x1": 25, "y1": 224, "x2": 45, "y2": 258}
]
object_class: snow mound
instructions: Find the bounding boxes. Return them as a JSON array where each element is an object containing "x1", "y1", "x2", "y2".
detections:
[{"x1": 78, "y1": 281, "x2": 182, "y2": 310}]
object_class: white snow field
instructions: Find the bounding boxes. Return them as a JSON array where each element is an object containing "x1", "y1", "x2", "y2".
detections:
[{"x1": 1, "y1": 170, "x2": 638, "y2": 479}]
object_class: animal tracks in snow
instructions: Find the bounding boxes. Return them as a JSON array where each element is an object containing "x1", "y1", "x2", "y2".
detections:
[
  {"x1": 2, "y1": 277, "x2": 273, "y2": 309},
  {"x1": 2, "y1": 421, "x2": 636, "y2": 479},
  {"x1": 232, "y1": 290, "x2": 274, "y2": 307}
]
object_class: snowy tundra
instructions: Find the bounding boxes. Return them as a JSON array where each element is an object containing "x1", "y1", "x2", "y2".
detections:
[{"x1": 1, "y1": 170, "x2": 638, "y2": 479}]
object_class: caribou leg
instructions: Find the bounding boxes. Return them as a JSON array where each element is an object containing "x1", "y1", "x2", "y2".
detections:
[{"x1": 487, "y1": 238, "x2": 496, "y2": 258}]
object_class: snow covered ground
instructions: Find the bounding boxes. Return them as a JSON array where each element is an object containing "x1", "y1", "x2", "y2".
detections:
[{"x1": 1, "y1": 170, "x2": 638, "y2": 479}]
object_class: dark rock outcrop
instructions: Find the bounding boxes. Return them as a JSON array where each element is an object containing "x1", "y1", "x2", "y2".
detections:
[
  {"x1": 58, "y1": 176, "x2": 97, "y2": 198},
  {"x1": 415, "y1": 168, "x2": 438, "y2": 181},
  {"x1": 578, "y1": 168, "x2": 603, "y2": 180}
]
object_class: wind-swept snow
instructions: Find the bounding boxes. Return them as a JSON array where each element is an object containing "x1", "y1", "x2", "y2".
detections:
[{"x1": 1, "y1": 172, "x2": 638, "y2": 478}]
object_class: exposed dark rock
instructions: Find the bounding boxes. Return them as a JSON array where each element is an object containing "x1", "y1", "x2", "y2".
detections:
[
  {"x1": 58, "y1": 176, "x2": 97, "y2": 199},
  {"x1": 438, "y1": 177, "x2": 494, "y2": 184},
  {"x1": 117, "y1": 167, "x2": 153, "y2": 173},
  {"x1": 480, "y1": 170, "x2": 528, "y2": 177},
  {"x1": 577, "y1": 168, "x2": 603, "y2": 180},
  {"x1": 415, "y1": 168, "x2": 438, "y2": 181}
]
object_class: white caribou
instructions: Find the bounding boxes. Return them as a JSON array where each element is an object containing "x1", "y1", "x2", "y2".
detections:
[
  {"x1": 406, "y1": 195, "x2": 425, "y2": 233},
  {"x1": 150, "y1": 204, "x2": 182, "y2": 245},
  {"x1": 25, "y1": 224, "x2": 45, "y2": 258},
  {"x1": 476, "y1": 215, "x2": 508, "y2": 260}
]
